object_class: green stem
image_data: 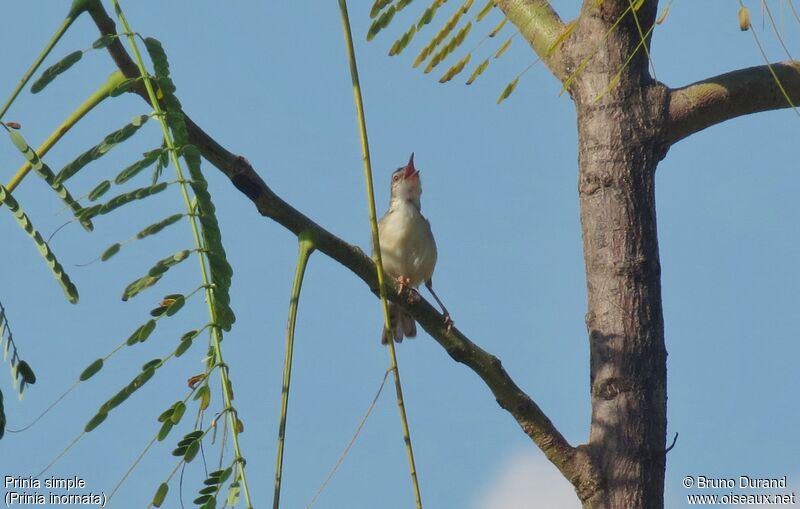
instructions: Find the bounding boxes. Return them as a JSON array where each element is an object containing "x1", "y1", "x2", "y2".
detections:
[
  {"x1": 5, "y1": 71, "x2": 125, "y2": 192},
  {"x1": 273, "y1": 230, "x2": 316, "y2": 509},
  {"x1": 0, "y1": 10, "x2": 81, "y2": 122},
  {"x1": 111, "y1": 3, "x2": 254, "y2": 508},
  {"x1": 337, "y1": 2, "x2": 423, "y2": 507}
]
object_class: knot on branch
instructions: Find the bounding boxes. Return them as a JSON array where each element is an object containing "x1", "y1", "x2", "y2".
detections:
[{"x1": 593, "y1": 376, "x2": 634, "y2": 400}]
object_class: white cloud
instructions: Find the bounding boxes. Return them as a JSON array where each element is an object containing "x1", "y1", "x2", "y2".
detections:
[{"x1": 471, "y1": 450, "x2": 581, "y2": 509}]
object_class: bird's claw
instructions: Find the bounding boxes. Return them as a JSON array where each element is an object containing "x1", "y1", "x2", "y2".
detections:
[
  {"x1": 395, "y1": 275, "x2": 412, "y2": 292},
  {"x1": 394, "y1": 275, "x2": 421, "y2": 304},
  {"x1": 443, "y1": 314, "x2": 454, "y2": 332}
]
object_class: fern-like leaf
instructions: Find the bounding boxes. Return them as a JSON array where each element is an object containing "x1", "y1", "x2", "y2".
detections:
[
  {"x1": 496, "y1": 76, "x2": 520, "y2": 104},
  {"x1": 7, "y1": 130, "x2": 91, "y2": 230},
  {"x1": 465, "y1": 57, "x2": 490, "y2": 84},
  {"x1": 54, "y1": 114, "x2": 150, "y2": 185},
  {"x1": 439, "y1": 53, "x2": 471, "y2": 82},
  {"x1": 424, "y1": 21, "x2": 472, "y2": 73},
  {"x1": 121, "y1": 250, "x2": 191, "y2": 301},
  {"x1": 414, "y1": 0, "x2": 473, "y2": 68},
  {"x1": 30, "y1": 50, "x2": 83, "y2": 94},
  {"x1": 0, "y1": 186, "x2": 79, "y2": 304}
]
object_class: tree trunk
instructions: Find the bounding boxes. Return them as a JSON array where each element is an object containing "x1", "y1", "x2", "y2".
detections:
[{"x1": 567, "y1": 5, "x2": 671, "y2": 508}]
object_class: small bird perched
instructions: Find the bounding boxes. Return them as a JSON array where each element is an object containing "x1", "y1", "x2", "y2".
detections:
[{"x1": 376, "y1": 153, "x2": 451, "y2": 344}]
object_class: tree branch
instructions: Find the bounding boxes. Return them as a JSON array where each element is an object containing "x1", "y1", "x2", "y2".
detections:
[
  {"x1": 495, "y1": 0, "x2": 569, "y2": 81},
  {"x1": 668, "y1": 61, "x2": 800, "y2": 144},
  {"x1": 86, "y1": 0, "x2": 600, "y2": 497}
]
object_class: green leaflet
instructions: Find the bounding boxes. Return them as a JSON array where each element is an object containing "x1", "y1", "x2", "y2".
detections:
[
  {"x1": 226, "y1": 479, "x2": 241, "y2": 507},
  {"x1": 194, "y1": 385, "x2": 211, "y2": 410},
  {"x1": 367, "y1": 5, "x2": 397, "y2": 41},
  {"x1": 439, "y1": 53, "x2": 471, "y2": 83},
  {"x1": 141, "y1": 358, "x2": 162, "y2": 370},
  {"x1": 88, "y1": 180, "x2": 111, "y2": 201},
  {"x1": 496, "y1": 76, "x2": 520, "y2": 104},
  {"x1": 370, "y1": 0, "x2": 392, "y2": 18},
  {"x1": 414, "y1": 0, "x2": 470, "y2": 68},
  {"x1": 16, "y1": 361, "x2": 35, "y2": 384},
  {"x1": 489, "y1": 16, "x2": 506, "y2": 37},
  {"x1": 137, "y1": 320, "x2": 156, "y2": 343},
  {"x1": 124, "y1": 320, "x2": 155, "y2": 346},
  {"x1": 0, "y1": 302, "x2": 35, "y2": 402},
  {"x1": 494, "y1": 36, "x2": 512, "y2": 59},
  {"x1": 180, "y1": 147, "x2": 236, "y2": 330},
  {"x1": 172, "y1": 430, "x2": 202, "y2": 458},
  {"x1": 116, "y1": 149, "x2": 163, "y2": 185},
  {"x1": 165, "y1": 295, "x2": 185, "y2": 316},
  {"x1": 157, "y1": 420, "x2": 173, "y2": 441},
  {"x1": 152, "y1": 483, "x2": 169, "y2": 507},
  {"x1": 476, "y1": 0, "x2": 494, "y2": 21},
  {"x1": 0, "y1": 185, "x2": 79, "y2": 304},
  {"x1": 424, "y1": 22, "x2": 472, "y2": 73},
  {"x1": 417, "y1": 0, "x2": 448, "y2": 30},
  {"x1": 143, "y1": 37, "x2": 170, "y2": 79},
  {"x1": 193, "y1": 494, "x2": 213, "y2": 506},
  {"x1": 175, "y1": 329, "x2": 199, "y2": 357},
  {"x1": 7, "y1": 130, "x2": 91, "y2": 230},
  {"x1": 104, "y1": 385, "x2": 133, "y2": 411},
  {"x1": 136, "y1": 213, "x2": 184, "y2": 240},
  {"x1": 54, "y1": 114, "x2": 150, "y2": 185},
  {"x1": 108, "y1": 77, "x2": 140, "y2": 97},
  {"x1": 81, "y1": 182, "x2": 169, "y2": 222},
  {"x1": 389, "y1": 24, "x2": 417, "y2": 56},
  {"x1": 30, "y1": 50, "x2": 83, "y2": 94},
  {"x1": 92, "y1": 34, "x2": 116, "y2": 49},
  {"x1": 79, "y1": 358, "x2": 104, "y2": 381},
  {"x1": 466, "y1": 57, "x2": 490, "y2": 85},
  {"x1": 170, "y1": 401, "x2": 186, "y2": 425},
  {"x1": 100, "y1": 243, "x2": 121, "y2": 262},
  {"x1": 84, "y1": 411, "x2": 108, "y2": 432},
  {"x1": 143, "y1": 38, "x2": 235, "y2": 330},
  {"x1": 121, "y1": 250, "x2": 192, "y2": 301},
  {"x1": 96, "y1": 363, "x2": 161, "y2": 424}
]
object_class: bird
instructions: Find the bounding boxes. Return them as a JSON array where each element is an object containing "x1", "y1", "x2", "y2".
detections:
[{"x1": 376, "y1": 153, "x2": 451, "y2": 344}]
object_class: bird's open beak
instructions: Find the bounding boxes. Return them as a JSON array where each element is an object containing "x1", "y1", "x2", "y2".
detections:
[{"x1": 403, "y1": 152, "x2": 419, "y2": 180}]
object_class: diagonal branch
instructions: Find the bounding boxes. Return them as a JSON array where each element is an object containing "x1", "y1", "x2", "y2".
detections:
[
  {"x1": 87, "y1": 1, "x2": 600, "y2": 498},
  {"x1": 495, "y1": 0, "x2": 569, "y2": 81},
  {"x1": 667, "y1": 61, "x2": 800, "y2": 144}
]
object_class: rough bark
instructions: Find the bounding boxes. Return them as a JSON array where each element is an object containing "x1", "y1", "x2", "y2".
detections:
[
  {"x1": 574, "y1": 82, "x2": 670, "y2": 509},
  {"x1": 562, "y1": 2, "x2": 671, "y2": 507}
]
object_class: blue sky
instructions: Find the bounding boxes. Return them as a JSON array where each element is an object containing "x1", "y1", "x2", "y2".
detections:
[{"x1": 1, "y1": 1, "x2": 798, "y2": 508}]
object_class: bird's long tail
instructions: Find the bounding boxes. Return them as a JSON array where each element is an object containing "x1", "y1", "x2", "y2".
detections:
[{"x1": 381, "y1": 302, "x2": 417, "y2": 344}]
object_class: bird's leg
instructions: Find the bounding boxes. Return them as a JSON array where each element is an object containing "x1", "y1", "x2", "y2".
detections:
[
  {"x1": 425, "y1": 279, "x2": 453, "y2": 331},
  {"x1": 395, "y1": 275, "x2": 420, "y2": 303}
]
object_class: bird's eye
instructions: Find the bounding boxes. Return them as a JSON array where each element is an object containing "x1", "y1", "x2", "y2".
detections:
[{"x1": 392, "y1": 174, "x2": 400, "y2": 182}]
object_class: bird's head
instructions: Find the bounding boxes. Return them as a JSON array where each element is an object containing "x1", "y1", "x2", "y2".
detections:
[{"x1": 390, "y1": 153, "x2": 422, "y2": 207}]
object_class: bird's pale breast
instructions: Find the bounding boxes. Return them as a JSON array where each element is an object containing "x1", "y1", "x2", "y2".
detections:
[{"x1": 377, "y1": 202, "x2": 437, "y2": 287}]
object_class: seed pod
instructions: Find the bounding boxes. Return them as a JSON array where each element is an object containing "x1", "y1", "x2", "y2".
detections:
[{"x1": 738, "y1": 6, "x2": 750, "y2": 31}]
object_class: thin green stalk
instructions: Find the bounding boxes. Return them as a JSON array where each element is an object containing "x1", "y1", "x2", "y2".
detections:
[
  {"x1": 111, "y1": 3, "x2": 254, "y2": 508},
  {"x1": 0, "y1": 8, "x2": 81, "y2": 121},
  {"x1": 306, "y1": 368, "x2": 392, "y2": 509},
  {"x1": 737, "y1": 0, "x2": 799, "y2": 116},
  {"x1": 337, "y1": 2, "x2": 423, "y2": 508},
  {"x1": 627, "y1": 0, "x2": 656, "y2": 81},
  {"x1": 6, "y1": 70, "x2": 125, "y2": 192},
  {"x1": 273, "y1": 230, "x2": 316, "y2": 509}
]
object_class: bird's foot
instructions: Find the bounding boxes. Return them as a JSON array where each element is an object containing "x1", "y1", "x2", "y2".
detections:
[
  {"x1": 395, "y1": 275, "x2": 412, "y2": 292},
  {"x1": 443, "y1": 314, "x2": 454, "y2": 332}
]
